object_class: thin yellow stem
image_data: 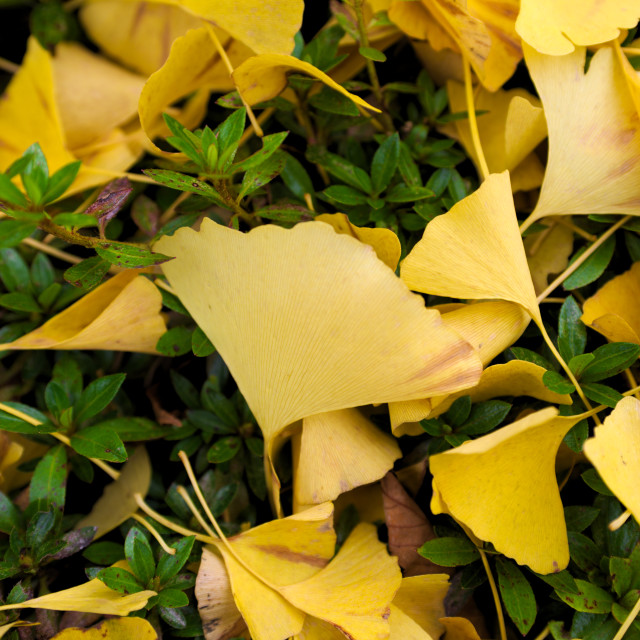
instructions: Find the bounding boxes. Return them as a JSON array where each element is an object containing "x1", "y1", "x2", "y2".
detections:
[
  {"x1": 21, "y1": 238, "x2": 83, "y2": 264},
  {"x1": 625, "y1": 368, "x2": 640, "y2": 400},
  {"x1": 303, "y1": 193, "x2": 315, "y2": 213},
  {"x1": 536, "y1": 216, "x2": 631, "y2": 303},
  {"x1": 612, "y1": 592, "x2": 640, "y2": 640},
  {"x1": 238, "y1": 108, "x2": 275, "y2": 148},
  {"x1": 159, "y1": 191, "x2": 191, "y2": 226},
  {"x1": 539, "y1": 298, "x2": 566, "y2": 304},
  {"x1": 478, "y1": 548, "x2": 507, "y2": 640},
  {"x1": 609, "y1": 510, "x2": 632, "y2": 532},
  {"x1": 81, "y1": 167, "x2": 158, "y2": 185},
  {"x1": 532, "y1": 625, "x2": 550, "y2": 640},
  {"x1": 0, "y1": 57, "x2": 18, "y2": 73},
  {"x1": 537, "y1": 323, "x2": 600, "y2": 424},
  {"x1": 527, "y1": 221, "x2": 556, "y2": 257},
  {"x1": 463, "y1": 58, "x2": 489, "y2": 181},
  {"x1": 622, "y1": 47, "x2": 640, "y2": 55},
  {"x1": 132, "y1": 513, "x2": 176, "y2": 555},
  {"x1": 176, "y1": 486, "x2": 218, "y2": 540},
  {"x1": 205, "y1": 23, "x2": 263, "y2": 137},
  {"x1": 556, "y1": 217, "x2": 597, "y2": 242},
  {"x1": 178, "y1": 451, "x2": 280, "y2": 590},
  {"x1": 133, "y1": 493, "x2": 215, "y2": 545}
]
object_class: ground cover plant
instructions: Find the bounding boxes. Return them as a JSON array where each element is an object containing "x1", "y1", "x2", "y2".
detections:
[{"x1": 1, "y1": 1, "x2": 640, "y2": 639}]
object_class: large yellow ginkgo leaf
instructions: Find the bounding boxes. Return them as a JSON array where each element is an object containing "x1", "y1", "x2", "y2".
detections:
[
  {"x1": 584, "y1": 396, "x2": 640, "y2": 523},
  {"x1": 0, "y1": 271, "x2": 166, "y2": 354},
  {"x1": 156, "y1": 219, "x2": 481, "y2": 489},
  {"x1": 401, "y1": 171, "x2": 541, "y2": 325},
  {"x1": 51, "y1": 618, "x2": 158, "y2": 640},
  {"x1": 444, "y1": 82, "x2": 546, "y2": 191},
  {"x1": 522, "y1": 44, "x2": 640, "y2": 231},
  {"x1": 525, "y1": 218, "x2": 574, "y2": 295},
  {"x1": 430, "y1": 407, "x2": 583, "y2": 573},
  {"x1": 292, "y1": 408, "x2": 401, "y2": 507},
  {"x1": 516, "y1": 0, "x2": 640, "y2": 55},
  {"x1": 582, "y1": 263, "x2": 640, "y2": 345}
]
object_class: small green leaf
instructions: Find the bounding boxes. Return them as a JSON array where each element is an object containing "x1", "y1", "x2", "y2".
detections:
[
  {"x1": 53, "y1": 213, "x2": 98, "y2": 229},
  {"x1": 97, "y1": 567, "x2": 144, "y2": 594},
  {"x1": 496, "y1": 557, "x2": 537, "y2": 635},
  {"x1": 508, "y1": 347, "x2": 555, "y2": 370},
  {"x1": 192, "y1": 326, "x2": 216, "y2": 357},
  {"x1": 0, "y1": 492, "x2": 22, "y2": 534},
  {"x1": 306, "y1": 146, "x2": 372, "y2": 193},
  {"x1": 239, "y1": 150, "x2": 287, "y2": 198},
  {"x1": 569, "y1": 353, "x2": 595, "y2": 378},
  {"x1": 371, "y1": 132, "x2": 400, "y2": 195},
  {"x1": 417, "y1": 537, "x2": 479, "y2": 566},
  {"x1": 0, "y1": 292, "x2": 41, "y2": 312},
  {"x1": 385, "y1": 184, "x2": 434, "y2": 202},
  {"x1": 83, "y1": 541, "x2": 125, "y2": 565},
  {"x1": 170, "y1": 370, "x2": 201, "y2": 409},
  {"x1": 555, "y1": 579, "x2": 614, "y2": 613},
  {"x1": 30, "y1": 252, "x2": 55, "y2": 293},
  {"x1": 563, "y1": 235, "x2": 615, "y2": 290},
  {"x1": 214, "y1": 107, "x2": 246, "y2": 163},
  {"x1": 210, "y1": 482, "x2": 239, "y2": 516},
  {"x1": 0, "y1": 220, "x2": 37, "y2": 249},
  {"x1": 564, "y1": 506, "x2": 600, "y2": 533},
  {"x1": 157, "y1": 327, "x2": 193, "y2": 357},
  {"x1": 568, "y1": 531, "x2": 602, "y2": 573},
  {"x1": 253, "y1": 204, "x2": 313, "y2": 223},
  {"x1": 158, "y1": 589, "x2": 189, "y2": 608},
  {"x1": 581, "y1": 469, "x2": 614, "y2": 496},
  {"x1": 280, "y1": 153, "x2": 315, "y2": 204},
  {"x1": 359, "y1": 46, "x2": 386, "y2": 62},
  {"x1": 610, "y1": 557, "x2": 633, "y2": 598},
  {"x1": 0, "y1": 173, "x2": 28, "y2": 207},
  {"x1": 397, "y1": 141, "x2": 421, "y2": 187},
  {"x1": 0, "y1": 402, "x2": 56, "y2": 434},
  {"x1": 458, "y1": 400, "x2": 511, "y2": 436},
  {"x1": 232, "y1": 131, "x2": 289, "y2": 173},
  {"x1": 582, "y1": 382, "x2": 623, "y2": 408},
  {"x1": 321, "y1": 185, "x2": 368, "y2": 205},
  {"x1": 309, "y1": 87, "x2": 360, "y2": 116},
  {"x1": 207, "y1": 436, "x2": 242, "y2": 463},
  {"x1": 580, "y1": 343, "x2": 640, "y2": 382},
  {"x1": 143, "y1": 169, "x2": 224, "y2": 204},
  {"x1": 28, "y1": 444, "x2": 66, "y2": 517},
  {"x1": 43, "y1": 160, "x2": 81, "y2": 203},
  {"x1": 558, "y1": 296, "x2": 587, "y2": 362},
  {"x1": 70, "y1": 425, "x2": 127, "y2": 463},
  {"x1": 125, "y1": 527, "x2": 155, "y2": 586},
  {"x1": 75, "y1": 373, "x2": 126, "y2": 423},
  {"x1": 64, "y1": 256, "x2": 111, "y2": 290},
  {"x1": 156, "y1": 536, "x2": 195, "y2": 586},
  {"x1": 542, "y1": 370, "x2": 576, "y2": 394},
  {"x1": 95, "y1": 242, "x2": 173, "y2": 269},
  {"x1": 92, "y1": 417, "x2": 169, "y2": 442},
  {"x1": 20, "y1": 143, "x2": 49, "y2": 205},
  {"x1": 445, "y1": 395, "x2": 471, "y2": 427},
  {"x1": 0, "y1": 247, "x2": 30, "y2": 291}
]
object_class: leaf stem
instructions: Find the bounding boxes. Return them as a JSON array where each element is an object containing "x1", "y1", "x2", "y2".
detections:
[
  {"x1": 536, "y1": 216, "x2": 630, "y2": 303},
  {"x1": 532, "y1": 625, "x2": 549, "y2": 640},
  {"x1": 131, "y1": 513, "x2": 176, "y2": 555},
  {"x1": 463, "y1": 58, "x2": 489, "y2": 182},
  {"x1": 205, "y1": 23, "x2": 263, "y2": 137},
  {"x1": 176, "y1": 485, "x2": 218, "y2": 540},
  {"x1": 612, "y1": 591, "x2": 640, "y2": 640},
  {"x1": 478, "y1": 548, "x2": 507, "y2": 640}
]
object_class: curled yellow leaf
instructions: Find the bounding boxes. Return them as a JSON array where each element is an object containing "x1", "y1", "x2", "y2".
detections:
[
  {"x1": 51, "y1": 618, "x2": 158, "y2": 640},
  {"x1": 0, "y1": 271, "x2": 166, "y2": 354}
]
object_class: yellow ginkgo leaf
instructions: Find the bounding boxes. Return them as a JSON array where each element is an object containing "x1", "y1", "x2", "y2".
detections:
[
  {"x1": 582, "y1": 263, "x2": 640, "y2": 344},
  {"x1": 0, "y1": 271, "x2": 166, "y2": 354},
  {"x1": 522, "y1": 44, "x2": 640, "y2": 230},
  {"x1": 139, "y1": 27, "x2": 253, "y2": 147},
  {"x1": 0, "y1": 432, "x2": 48, "y2": 493},
  {"x1": 388, "y1": 0, "x2": 521, "y2": 90},
  {"x1": 156, "y1": 219, "x2": 481, "y2": 500},
  {"x1": 430, "y1": 407, "x2": 584, "y2": 573},
  {"x1": 280, "y1": 523, "x2": 401, "y2": 640},
  {"x1": 51, "y1": 618, "x2": 158, "y2": 640},
  {"x1": 443, "y1": 82, "x2": 547, "y2": 190},
  {"x1": 53, "y1": 42, "x2": 144, "y2": 149},
  {"x1": 232, "y1": 54, "x2": 380, "y2": 111},
  {"x1": 294, "y1": 617, "x2": 349, "y2": 640},
  {"x1": 584, "y1": 396, "x2": 640, "y2": 523},
  {"x1": 391, "y1": 574, "x2": 449, "y2": 640},
  {"x1": 0, "y1": 577, "x2": 155, "y2": 615},
  {"x1": 292, "y1": 408, "x2": 401, "y2": 506},
  {"x1": 516, "y1": 0, "x2": 640, "y2": 55},
  {"x1": 80, "y1": 1, "x2": 201, "y2": 76},
  {"x1": 525, "y1": 218, "x2": 574, "y2": 295},
  {"x1": 401, "y1": 171, "x2": 541, "y2": 325},
  {"x1": 440, "y1": 617, "x2": 483, "y2": 640},
  {"x1": 315, "y1": 212, "x2": 401, "y2": 270},
  {"x1": 389, "y1": 300, "x2": 530, "y2": 434},
  {"x1": 0, "y1": 37, "x2": 146, "y2": 197},
  {"x1": 0, "y1": 622, "x2": 38, "y2": 639},
  {"x1": 75, "y1": 447, "x2": 151, "y2": 538}
]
